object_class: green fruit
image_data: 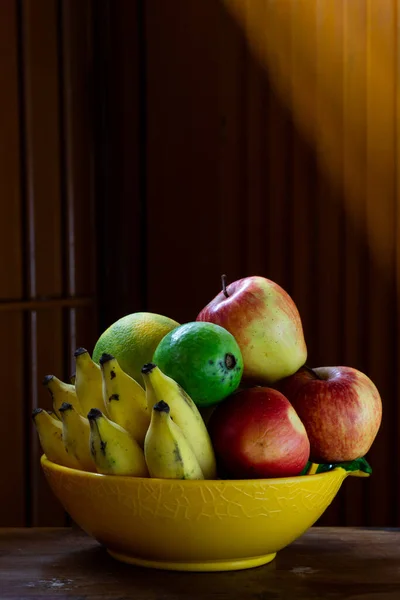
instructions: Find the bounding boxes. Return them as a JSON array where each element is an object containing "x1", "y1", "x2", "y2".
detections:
[
  {"x1": 153, "y1": 322, "x2": 244, "y2": 407},
  {"x1": 92, "y1": 312, "x2": 180, "y2": 386}
]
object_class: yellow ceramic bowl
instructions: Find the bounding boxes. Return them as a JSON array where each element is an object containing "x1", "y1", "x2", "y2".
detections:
[{"x1": 41, "y1": 456, "x2": 362, "y2": 572}]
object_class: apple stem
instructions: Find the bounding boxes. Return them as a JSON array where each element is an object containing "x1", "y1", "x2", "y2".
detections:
[
  {"x1": 303, "y1": 364, "x2": 323, "y2": 380},
  {"x1": 222, "y1": 274, "x2": 229, "y2": 298}
]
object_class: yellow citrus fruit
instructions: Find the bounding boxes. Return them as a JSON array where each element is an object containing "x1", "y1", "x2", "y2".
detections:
[{"x1": 92, "y1": 312, "x2": 179, "y2": 386}]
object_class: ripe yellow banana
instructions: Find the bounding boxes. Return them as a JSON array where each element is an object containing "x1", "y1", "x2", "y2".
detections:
[
  {"x1": 32, "y1": 408, "x2": 80, "y2": 469},
  {"x1": 141, "y1": 363, "x2": 217, "y2": 479},
  {"x1": 43, "y1": 375, "x2": 82, "y2": 418},
  {"x1": 59, "y1": 402, "x2": 96, "y2": 472},
  {"x1": 88, "y1": 408, "x2": 148, "y2": 476},
  {"x1": 144, "y1": 374, "x2": 158, "y2": 413},
  {"x1": 74, "y1": 347, "x2": 107, "y2": 415},
  {"x1": 99, "y1": 353, "x2": 150, "y2": 446},
  {"x1": 145, "y1": 401, "x2": 204, "y2": 480},
  {"x1": 47, "y1": 409, "x2": 60, "y2": 421}
]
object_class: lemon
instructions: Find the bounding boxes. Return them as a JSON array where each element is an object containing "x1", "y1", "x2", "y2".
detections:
[
  {"x1": 92, "y1": 312, "x2": 179, "y2": 386},
  {"x1": 153, "y1": 322, "x2": 244, "y2": 407}
]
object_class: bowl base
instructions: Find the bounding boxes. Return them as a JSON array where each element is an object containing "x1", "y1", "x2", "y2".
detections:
[{"x1": 107, "y1": 549, "x2": 277, "y2": 572}]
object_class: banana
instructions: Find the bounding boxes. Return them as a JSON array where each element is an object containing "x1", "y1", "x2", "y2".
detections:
[
  {"x1": 88, "y1": 408, "x2": 148, "y2": 476},
  {"x1": 141, "y1": 363, "x2": 217, "y2": 479},
  {"x1": 144, "y1": 401, "x2": 204, "y2": 480},
  {"x1": 144, "y1": 373, "x2": 158, "y2": 413},
  {"x1": 32, "y1": 408, "x2": 80, "y2": 469},
  {"x1": 74, "y1": 347, "x2": 107, "y2": 415},
  {"x1": 59, "y1": 402, "x2": 96, "y2": 472},
  {"x1": 43, "y1": 375, "x2": 82, "y2": 419},
  {"x1": 70, "y1": 372, "x2": 76, "y2": 385},
  {"x1": 47, "y1": 409, "x2": 60, "y2": 421},
  {"x1": 99, "y1": 353, "x2": 150, "y2": 446}
]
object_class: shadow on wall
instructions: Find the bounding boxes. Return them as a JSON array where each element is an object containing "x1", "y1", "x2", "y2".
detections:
[
  {"x1": 219, "y1": 0, "x2": 398, "y2": 528},
  {"x1": 101, "y1": 0, "x2": 398, "y2": 527}
]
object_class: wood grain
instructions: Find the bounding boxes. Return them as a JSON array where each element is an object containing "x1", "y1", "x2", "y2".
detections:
[
  {"x1": 0, "y1": 0, "x2": 22, "y2": 301},
  {"x1": 364, "y1": 0, "x2": 397, "y2": 526},
  {"x1": 0, "y1": 0, "x2": 25, "y2": 527},
  {"x1": 21, "y1": 0, "x2": 65, "y2": 528},
  {"x1": 0, "y1": 314, "x2": 25, "y2": 526},
  {"x1": 0, "y1": 0, "x2": 96, "y2": 526},
  {"x1": 342, "y1": 0, "x2": 369, "y2": 527},
  {"x1": 1, "y1": 527, "x2": 400, "y2": 599},
  {"x1": 145, "y1": 0, "x2": 223, "y2": 322},
  {"x1": 61, "y1": 0, "x2": 95, "y2": 300}
]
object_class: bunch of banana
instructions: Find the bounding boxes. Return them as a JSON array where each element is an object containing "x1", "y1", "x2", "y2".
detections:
[
  {"x1": 34, "y1": 348, "x2": 217, "y2": 482},
  {"x1": 34, "y1": 349, "x2": 152, "y2": 476},
  {"x1": 141, "y1": 363, "x2": 217, "y2": 479}
]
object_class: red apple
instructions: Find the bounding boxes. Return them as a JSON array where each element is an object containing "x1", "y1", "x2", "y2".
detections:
[
  {"x1": 208, "y1": 387, "x2": 310, "y2": 479},
  {"x1": 197, "y1": 275, "x2": 307, "y2": 383},
  {"x1": 276, "y1": 366, "x2": 382, "y2": 463}
]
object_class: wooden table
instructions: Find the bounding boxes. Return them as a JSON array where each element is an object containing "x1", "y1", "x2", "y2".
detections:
[{"x1": 0, "y1": 527, "x2": 399, "y2": 599}]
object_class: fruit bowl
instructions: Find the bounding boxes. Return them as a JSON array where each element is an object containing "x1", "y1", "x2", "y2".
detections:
[{"x1": 41, "y1": 455, "x2": 364, "y2": 572}]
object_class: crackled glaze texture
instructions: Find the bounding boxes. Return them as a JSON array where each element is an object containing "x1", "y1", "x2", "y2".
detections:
[{"x1": 41, "y1": 456, "x2": 350, "y2": 570}]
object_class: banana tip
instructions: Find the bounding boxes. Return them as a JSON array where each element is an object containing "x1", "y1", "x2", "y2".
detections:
[
  {"x1": 59, "y1": 402, "x2": 73, "y2": 413},
  {"x1": 87, "y1": 407, "x2": 103, "y2": 420},
  {"x1": 153, "y1": 400, "x2": 170, "y2": 413},
  {"x1": 74, "y1": 347, "x2": 88, "y2": 357},
  {"x1": 141, "y1": 362, "x2": 156, "y2": 374},
  {"x1": 32, "y1": 407, "x2": 43, "y2": 418},
  {"x1": 99, "y1": 353, "x2": 115, "y2": 366},
  {"x1": 42, "y1": 375, "x2": 54, "y2": 386}
]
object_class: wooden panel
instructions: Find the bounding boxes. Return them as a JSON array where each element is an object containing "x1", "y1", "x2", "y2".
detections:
[
  {"x1": 22, "y1": 0, "x2": 62, "y2": 298},
  {"x1": 21, "y1": 0, "x2": 65, "y2": 527},
  {"x1": 264, "y1": 2, "x2": 293, "y2": 293},
  {"x1": 364, "y1": 0, "x2": 397, "y2": 526},
  {"x1": 61, "y1": 0, "x2": 95, "y2": 299},
  {"x1": 92, "y1": 0, "x2": 144, "y2": 330},
  {"x1": 145, "y1": 0, "x2": 223, "y2": 322},
  {"x1": 289, "y1": 0, "x2": 318, "y2": 359},
  {"x1": 0, "y1": 313, "x2": 25, "y2": 526},
  {"x1": 0, "y1": 0, "x2": 25, "y2": 527},
  {"x1": 0, "y1": 0, "x2": 22, "y2": 300},
  {"x1": 61, "y1": 0, "x2": 97, "y2": 370},
  {"x1": 342, "y1": 0, "x2": 369, "y2": 527},
  {"x1": 397, "y1": 1, "x2": 400, "y2": 529},
  {"x1": 243, "y1": 1, "x2": 269, "y2": 279},
  {"x1": 67, "y1": 307, "x2": 97, "y2": 375},
  {"x1": 216, "y1": 0, "x2": 247, "y2": 283},
  {"x1": 0, "y1": 0, "x2": 97, "y2": 526}
]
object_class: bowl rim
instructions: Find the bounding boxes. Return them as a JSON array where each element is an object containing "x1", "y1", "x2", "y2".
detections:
[{"x1": 41, "y1": 454, "x2": 344, "y2": 486}]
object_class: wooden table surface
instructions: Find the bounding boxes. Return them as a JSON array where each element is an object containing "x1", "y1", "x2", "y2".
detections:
[{"x1": 0, "y1": 527, "x2": 399, "y2": 599}]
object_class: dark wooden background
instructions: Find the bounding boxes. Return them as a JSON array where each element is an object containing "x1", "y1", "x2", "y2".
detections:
[{"x1": 0, "y1": 0, "x2": 398, "y2": 528}]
